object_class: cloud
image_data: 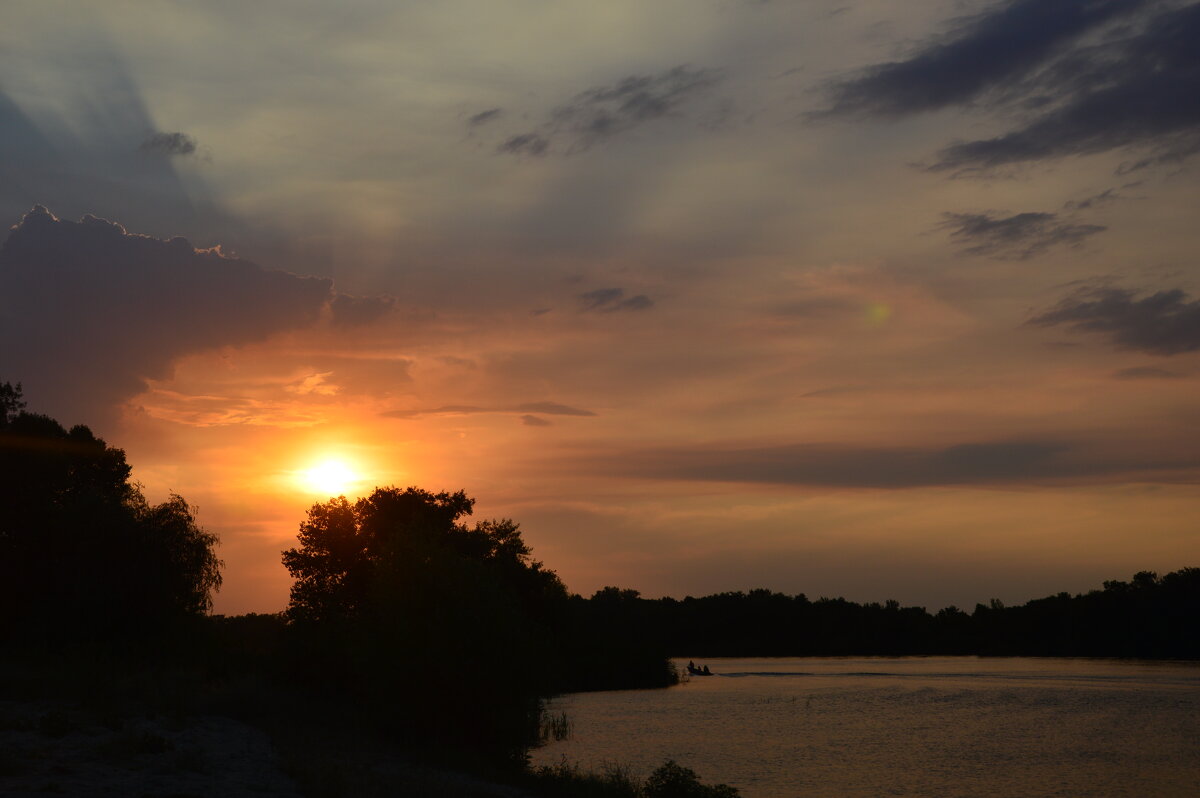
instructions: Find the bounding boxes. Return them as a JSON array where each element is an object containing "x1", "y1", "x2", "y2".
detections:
[
  {"x1": 0, "y1": 207, "x2": 334, "y2": 427},
  {"x1": 940, "y1": 211, "x2": 1106, "y2": 259},
  {"x1": 512, "y1": 401, "x2": 596, "y2": 416},
  {"x1": 1063, "y1": 186, "x2": 1136, "y2": 210},
  {"x1": 1029, "y1": 287, "x2": 1200, "y2": 355},
  {"x1": 930, "y1": 2, "x2": 1200, "y2": 171},
  {"x1": 820, "y1": 0, "x2": 1200, "y2": 171},
  {"x1": 329, "y1": 292, "x2": 396, "y2": 327},
  {"x1": 818, "y1": 0, "x2": 1143, "y2": 118},
  {"x1": 1112, "y1": 366, "x2": 1183, "y2": 379},
  {"x1": 467, "y1": 108, "x2": 503, "y2": 127},
  {"x1": 286, "y1": 372, "x2": 340, "y2": 396},
  {"x1": 384, "y1": 401, "x2": 596, "y2": 420},
  {"x1": 578, "y1": 287, "x2": 655, "y2": 312},
  {"x1": 564, "y1": 438, "x2": 1199, "y2": 488},
  {"x1": 0, "y1": 59, "x2": 229, "y2": 238},
  {"x1": 520, "y1": 414, "x2": 552, "y2": 427},
  {"x1": 498, "y1": 66, "x2": 721, "y2": 156},
  {"x1": 801, "y1": 385, "x2": 868, "y2": 398},
  {"x1": 497, "y1": 132, "x2": 550, "y2": 157},
  {"x1": 138, "y1": 131, "x2": 198, "y2": 156}
]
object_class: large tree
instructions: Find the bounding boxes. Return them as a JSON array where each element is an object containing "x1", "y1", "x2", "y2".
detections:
[
  {"x1": 0, "y1": 382, "x2": 221, "y2": 645},
  {"x1": 281, "y1": 486, "x2": 569, "y2": 757}
]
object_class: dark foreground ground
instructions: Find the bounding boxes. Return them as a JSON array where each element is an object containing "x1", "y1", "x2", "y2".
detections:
[{"x1": 0, "y1": 653, "x2": 540, "y2": 798}]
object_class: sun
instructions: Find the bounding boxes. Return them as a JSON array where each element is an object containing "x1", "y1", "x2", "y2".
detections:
[{"x1": 299, "y1": 458, "x2": 359, "y2": 497}]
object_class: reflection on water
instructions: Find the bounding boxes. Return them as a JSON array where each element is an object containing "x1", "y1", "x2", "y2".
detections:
[{"x1": 532, "y1": 657, "x2": 1200, "y2": 797}]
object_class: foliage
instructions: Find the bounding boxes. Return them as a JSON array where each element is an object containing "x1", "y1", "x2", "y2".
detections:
[
  {"x1": 644, "y1": 761, "x2": 739, "y2": 798},
  {"x1": 529, "y1": 759, "x2": 738, "y2": 798},
  {"x1": 578, "y1": 569, "x2": 1200, "y2": 660},
  {"x1": 280, "y1": 486, "x2": 571, "y2": 760},
  {"x1": 0, "y1": 381, "x2": 221, "y2": 645},
  {"x1": 558, "y1": 588, "x2": 679, "y2": 692}
]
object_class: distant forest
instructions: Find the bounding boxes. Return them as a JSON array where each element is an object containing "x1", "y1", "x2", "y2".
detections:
[{"x1": 584, "y1": 569, "x2": 1200, "y2": 660}]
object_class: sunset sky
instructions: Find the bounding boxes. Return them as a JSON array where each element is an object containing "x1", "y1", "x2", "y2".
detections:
[{"x1": 3, "y1": 0, "x2": 1198, "y2": 614}]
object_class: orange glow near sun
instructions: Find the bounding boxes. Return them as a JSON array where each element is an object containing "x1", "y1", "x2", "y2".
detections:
[{"x1": 298, "y1": 458, "x2": 359, "y2": 497}]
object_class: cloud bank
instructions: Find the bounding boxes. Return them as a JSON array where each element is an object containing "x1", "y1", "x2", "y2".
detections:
[
  {"x1": 567, "y1": 438, "x2": 1199, "y2": 488},
  {"x1": 0, "y1": 207, "x2": 334, "y2": 426}
]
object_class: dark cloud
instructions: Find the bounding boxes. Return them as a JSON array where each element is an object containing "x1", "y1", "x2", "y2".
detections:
[
  {"x1": 931, "y1": 2, "x2": 1200, "y2": 171},
  {"x1": 138, "y1": 131, "x2": 198, "y2": 157},
  {"x1": 1112, "y1": 366, "x2": 1184, "y2": 379},
  {"x1": 498, "y1": 66, "x2": 721, "y2": 156},
  {"x1": 1029, "y1": 286, "x2": 1200, "y2": 355},
  {"x1": 0, "y1": 207, "x2": 333, "y2": 427},
  {"x1": 497, "y1": 133, "x2": 549, "y2": 157},
  {"x1": 578, "y1": 287, "x2": 655, "y2": 312},
  {"x1": 467, "y1": 108, "x2": 503, "y2": 127},
  {"x1": 820, "y1": 0, "x2": 1200, "y2": 172},
  {"x1": 565, "y1": 438, "x2": 1199, "y2": 488},
  {"x1": 940, "y1": 211, "x2": 1106, "y2": 258},
  {"x1": 329, "y1": 293, "x2": 396, "y2": 327},
  {"x1": 384, "y1": 401, "x2": 595, "y2": 420},
  {"x1": 520, "y1": 414, "x2": 552, "y2": 427},
  {"x1": 819, "y1": 0, "x2": 1143, "y2": 118}
]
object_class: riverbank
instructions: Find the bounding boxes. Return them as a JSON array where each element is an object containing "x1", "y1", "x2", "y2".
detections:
[
  {"x1": 0, "y1": 649, "x2": 541, "y2": 798},
  {"x1": 0, "y1": 692, "x2": 540, "y2": 798}
]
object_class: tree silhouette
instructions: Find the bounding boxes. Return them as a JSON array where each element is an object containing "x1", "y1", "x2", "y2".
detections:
[
  {"x1": 281, "y1": 486, "x2": 570, "y2": 759},
  {"x1": 0, "y1": 381, "x2": 221, "y2": 646}
]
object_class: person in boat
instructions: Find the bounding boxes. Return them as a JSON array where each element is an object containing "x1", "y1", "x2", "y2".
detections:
[
  {"x1": 702, "y1": 664, "x2": 711, "y2": 675},
  {"x1": 688, "y1": 660, "x2": 696, "y2": 672}
]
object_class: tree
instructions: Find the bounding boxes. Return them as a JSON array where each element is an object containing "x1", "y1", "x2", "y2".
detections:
[
  {"x1": 281, "y1": 486, "x2": 569, "y2": 758},
  {"x1": 0, "y1": 382, "x2": 221, "y2": 645}
]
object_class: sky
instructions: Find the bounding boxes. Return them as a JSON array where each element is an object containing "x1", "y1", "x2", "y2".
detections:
[{"x1": 2, "y1": 0, "x2": 1199, "y2": 614}]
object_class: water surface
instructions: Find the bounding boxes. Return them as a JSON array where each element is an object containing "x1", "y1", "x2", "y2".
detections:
[{"x1": 532, "y1": 657, "x2": 1200, "y2": 797}]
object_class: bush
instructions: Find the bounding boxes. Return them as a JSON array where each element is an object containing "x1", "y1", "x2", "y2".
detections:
[{"x1": 645, "y1": 761, "x2": 739, "y2": 798}]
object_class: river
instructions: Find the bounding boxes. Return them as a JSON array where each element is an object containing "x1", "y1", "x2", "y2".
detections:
[{"x1": 531, "y1": 657, "x2": 1200, "y2": 797}]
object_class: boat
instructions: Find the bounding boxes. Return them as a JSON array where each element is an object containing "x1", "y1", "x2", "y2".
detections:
[{"x1": 686, "y1": 662, "x2": 714, "y2": 676}]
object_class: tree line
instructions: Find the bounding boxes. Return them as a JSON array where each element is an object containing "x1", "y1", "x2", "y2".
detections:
[{"x1": 586, "y1": 570, "x2": 1200, "y2": 660}]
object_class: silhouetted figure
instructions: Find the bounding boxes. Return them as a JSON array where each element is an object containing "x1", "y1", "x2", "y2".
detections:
[{"x1": 702, "y1": 665, "x2": 711, "y2": 675}]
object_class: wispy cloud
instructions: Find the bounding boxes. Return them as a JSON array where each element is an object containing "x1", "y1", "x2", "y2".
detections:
[
  {"x1": 578, "y1": 287, "x2": 654, "y2": 312},
  {"x1": 383, "y1": 401, "x2": 596, "y2": 420},
  {"x1": 1112, "y1": 366, "x2": 1184, "y2": 380},
  {"x1": 940, "y1": 211, "x2": 1105, "y2": 259},
  {"x1": 467, "y1": 107, "x2": 502, "y2": 127},
  {"x1": 496, "y1": 65, "x2": 722, "y2": 156}
]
